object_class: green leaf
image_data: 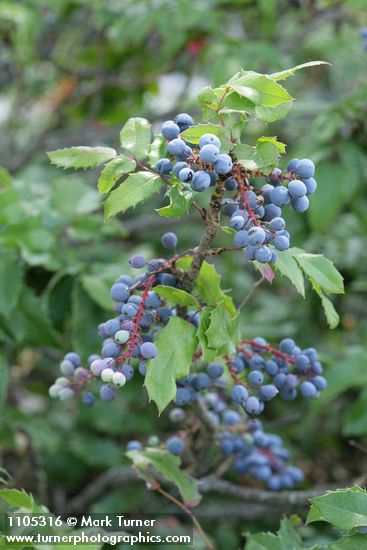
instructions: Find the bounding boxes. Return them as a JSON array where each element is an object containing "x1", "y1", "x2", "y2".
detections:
[
  {"x1": 330, "y1": 534, "x2": 367, "y2": 549},
  {"x1": 154, "y1": 286, "x2": 199, "y2": 308},
  {"x1": 276, "y1": 250, "x2": 305, "y2": 297},
  {"x1": 0, "y1": 488, "x2": 34, "y2": 509},
  {"x1": 156, "y1": 185, "x2": 193, "y2": 217},
  {"x1": 315, "y1": 288, "x2": 340, "y2": 329},
  {"x1": 197, "y1": 306, "x2": 218, "y2": 362},
  {"x1": 97, "y1": 155, "x2": 136, "y2": 194},
  {"x1": 293, "y1": 250, "x2": 344, "y2": 295},
  {"x1": 255, "y1": 101, "x2": 292, "y2": 123},
  {"x1": 104, "y1": 171, "x2": 162, "y2": 218},
  {"x1": 198, "y1": 86, "x2": 220, "y2": 120},
  {"x1": 342, "y1": 387, "x2": 367, "y2": 436},
  {"x1": 205, "y1": 301, "x2": 235, "y2": 350},
  {"x1": 0, "y1": 249, "x2": 23, "y2": 316},
  {"x1": 81, "y1": 275, "x2": 114, "y2": 310},
  {"x1": 227, "y1": 71, "x2": 292, "y2": 107},
  {"x1": 119, "y1": 117, "x2": 151, "y2": 160},
  {"x1": 244, "y1": 516, "x2": 303, "y2": 550},
  {"x1": 0, "y1": 166, "x2": 12, "y2": 187},
  {"x1": 48, "y1": 146, "x2": 116, "y2": 169},
  {"x1": 180, "y1": 124, "x2": 226, "y2": 143},
  {"x1": 269, "y1": 61, "x2": 330, "y2": 81},
  {"x1": 144, "y1": 317, "x2": 198, "y2": 413},
  {"x1": 244, "y1": 532, "x2": 282, "y2": 550},
  {"x1": 71, "y1": 283, "x2": 103, "y2": 361},
  {"x1": 306, "y1": 486, "x2": 367, "y2": 531},
  {"x1": 0, "y1": 350, "x2": 8, "y2": 415},
  {"x1": 235, "y1": 137, "x2": 285, "y2": 172},
  {"x1": 220, "y1": 91, "x2": 255, "y2": 116},
  {"x1": 127, "y1": 448, "x2": 201, "y2": 507}
]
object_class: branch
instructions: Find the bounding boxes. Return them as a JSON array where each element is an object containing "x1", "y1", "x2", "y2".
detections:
[
  {"x1": 182, "y1": 179, "x2": 225, "y2": 292},
  {"x1": 66, "y1": 465, "x2": 345, "y2": 514}
]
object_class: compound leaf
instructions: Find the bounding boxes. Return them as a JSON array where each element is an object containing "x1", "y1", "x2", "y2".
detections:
[{"x1": 119, "y1": 117, "x2": 151, "y2": 160}]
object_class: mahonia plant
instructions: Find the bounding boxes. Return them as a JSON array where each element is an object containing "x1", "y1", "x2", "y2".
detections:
[{"x1": 47, "y1": 62, "x2": 344, "y2": 514}]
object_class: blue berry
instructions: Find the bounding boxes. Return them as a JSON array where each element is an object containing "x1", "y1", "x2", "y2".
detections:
[
  {"x1": 64, "y1": 352, "x2": 81, "y2": 367},
  {"x1": 304, "y1": 177, "x2": 317, "y2": 195},
  {"x1": 101, "y1": 342, "x2": 120, "y2": 358},
  {"x1": 175, "y1": 387, "x2": 191, "y2": 406},
  {"x1": 287, "y1": 158, "x2": 300, "y2": 171},
  {"x1": 155, "y1": 158, "x2": 172, "y2": 174},
  {"x1": 104, "y1": 318, "x2": 121, "y2": 337},
  {"x1": 200, "y1": 144, "x2": 220, "y2": 163},
  {"x1": 129, "y1": 255, "x2": 146, "y2": 269},
  {"x1": 288, "y1": 179, "x2": 307, "y2": 198},
  {"x1": 140, "y1": 342, "x2": 158, "y2": 360},
  {"x1": 296, "y1": 159, "x2": 315, "y2": 179},
  {"x1": 300, "y1": 381, "x2": 317, "y2": 398},
  {"x1": 110, "y1": 283, "x2": 129, "y2": 302},
  {"x1": 199, "y1": 133, "x2": 221, "y2": 149},
  {"x1": 263, "y1": 203, "x2": 282, "y2": 221},
  {"x1": 161, "y1": 232, "x2": 178, "y2": 249},
  {"x1": 244, "y1": 396, "x2": 261, "y2": 415},
  {"x1": 230, "y1": 216, "x2": 245, "y2": 231},
  {"x1": 145, "y1": 291, "x2": 161, "y2": 308},
  {"x1": 173, "y1": 161, "x2": 188, "y2": 177},
  {"x1": 269, "y1": 217, "x2": 285, "y2": 231},
  {"x1": 120, "y1": 364, "x2": 134, "y2": 380},
  {"x1": 255, "y1": 246, "x2": 272, "y2": 263},
  {"x1": 259, "y1": 385, "x2": 278, "y2": 401},
  {"x1": 272, "y1": 235, "x2": 290, "y2": 251},
  {"x1": 223, "y1": 410, "x2": 241, "y2": 425},
  {"x1": 231, "y1": 385, "x2": 249, "y2": 404},
  {"x1": 121, "y1": 303, "x2": 138, "y2": 319},
  {"x1": 161, "y1": 120, "x2": 180, "y2": 140},
  {"x1": 312, "y1": 376, "x2": 327, "y2": 390},
  {"x1": 234, "y1": 230, "x2": 249, "y2": 248},
  {"x1": 248, "y1": 370, "x2": 264, "y2": 386},
  {"x1": 247, "y1": 227, "x2": 266, "y2": 246},
  {"x1": 271, "y1": 186, "x2": 290, "y2": 207},
  {"x1": 100, "y1": 384, "x2": 116, "y2": 401},
  {"x1": 167, "y1": 138, "x2": 186, "y2": 157},
  {"x1": 179, "y1": 167, "x2": 195, "y2": 182},
  {"x1": 60, "y1": 360, "x2": 75, "y2": 376},
  {"x1": 127, "y1": 440, "x2": 143, "y2": 451},
  {"x1": 82, "y1": 392, "x2": 95, "y2": 406},
  {"x1": 225, "y1": 177, "x2": 238, "y2": 191},
  {"x1": 166, "y1": 436, "x2": 185, "y2": 455},
  {"x1": 291, "y1": 195, "x2": 309, "y2": 213},
  {"x1": 191, "y1": 170, "x2": 211, "y2": 191},
  {"x1": 174, "y1": 113, "x2": 194, "y2": 132},
  {"x1": 214, "y1": 154, "x2": 233, "y2": 175},
  {"x1": 193, "y1": 373, "x2": 212, "y2": 390},
  {"x1": 207, "y1": 363, "x2": 224, "y2": 379}
]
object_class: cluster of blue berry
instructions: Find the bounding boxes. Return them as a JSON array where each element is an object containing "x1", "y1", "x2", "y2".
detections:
[
  {"x1": 222, "y1": 157, "x2": 317, "y2": 264},
  {"x1": 126, "y1": 337, "x2": 326, "y2": 490},
  {"x1": 156, "y1": 112, "x2": 317, "y2": 266},
  {"x1": 48, "y1": 233, "x2": 198, "y2": 405},
  {"x1": 157, "y1": 114, "x2": 233, "y2": 192}
]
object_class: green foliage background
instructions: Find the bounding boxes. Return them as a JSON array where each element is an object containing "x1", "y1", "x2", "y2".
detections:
[{"x1": 0, "y1": 0, "x2": 367, "y2": 548}]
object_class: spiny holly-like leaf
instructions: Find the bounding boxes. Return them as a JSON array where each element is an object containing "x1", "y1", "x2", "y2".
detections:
[
  {"x1": 144, "y1": 317, "x2": 198, "y2": 413},
  {"x1": 227, "y1": 71, "x2": 292, "y2": 107},
  {"x1": 292, "y1": 249, "x2": 344, "y2": 295},
  {"x1": 119, "y1": 117, "x2": 151, "y2": 160},
  {"x1": 0, "y1": 488, "x2": 34, "y2": 509},
  {"x1": 269, "y1": 61, "x2": 330, "y2": 81},
  {"x1": 276, "y1": 250, "x2": 305, "y2": 297},
  {"x1": 306, "y1": 486, "x2": 367, "y2": 531},
  {"x1": 206, "y1": 301, "x2": 235, "y2": 350},
  {"x1": 104, "y1": 171, "x2": 162, "y2": 218},
  {"x1": 255, "y1": 101, "x2": 292, "y2": 123},
  {"x1": 97, "y1": 155, "x2": 136, "y2": 194},
  {"x1": 127, "y1": 448, "x2": 201, "y2": 507},
  {"x1": 197, "y1": 306, "x2": 218, "y2": 362},
  {"x1": 154, "y1": 286, "x2": 200, "y2": 308},
  {"x1": 156, "y1": 185, "x2": 193, "y2": 217},
  {"x1": 48, "y1": 146, "x2": 116, "y2": 169},
  {"x1": 235, "y1": 138, "x2": 284, "y2": 172}
]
